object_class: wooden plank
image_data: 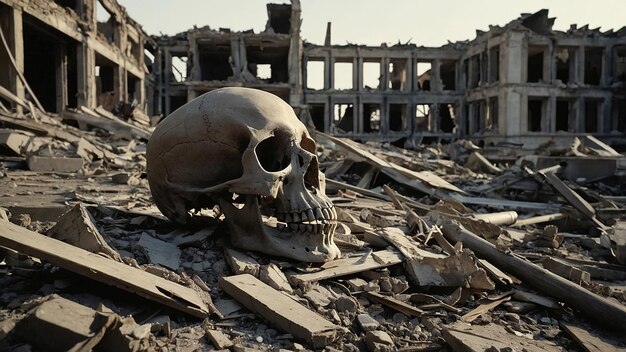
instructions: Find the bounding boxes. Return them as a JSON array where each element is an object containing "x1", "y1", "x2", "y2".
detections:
[
  {"x1": 443, "y1": 322, "x2": 563, "y2": 352},
  {"x1": 441, "y1": 221, "x2": 626, "y2": 330},
  {"x1": 365, "y1": 292, "x2": 423, "y2": 317},
  {"x1": 560, "y1": 322, "x2": 626, "y2": 352},
  {"x1": 219, "y1": 274, "x2": 345, "y2": 348},
  {"x1": 288, "y1": 249, "x2": 403, "y2": 285},
  {"x1": 0, "y1": 219, "x2": 210, "y2": 318}
]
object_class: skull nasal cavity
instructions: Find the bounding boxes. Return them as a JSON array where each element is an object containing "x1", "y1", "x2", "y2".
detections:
[{"x1": 256, "y1": 136, "x2": 290, "y2": 172}]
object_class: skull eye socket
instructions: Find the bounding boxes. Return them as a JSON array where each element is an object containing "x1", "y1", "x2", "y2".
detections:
[{"x1": 255, "y1": 135, "x2": 290, "y2": 172}]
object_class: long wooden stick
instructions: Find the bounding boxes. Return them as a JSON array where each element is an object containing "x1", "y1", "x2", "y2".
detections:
[{"x1": 441, "y1": 221, "x2": 626, "y2": 330}]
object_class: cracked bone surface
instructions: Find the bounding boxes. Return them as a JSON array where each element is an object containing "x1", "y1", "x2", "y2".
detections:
[{"x1": 146, "y1": 87, "x2": 340, "y2": 262}]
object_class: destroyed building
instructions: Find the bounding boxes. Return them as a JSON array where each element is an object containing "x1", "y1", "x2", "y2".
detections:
[
  {"x1": 0, "y1": 0, "x2": 153, "y2": 123},
  {"x1": 155, "y1": 3, "x2": 626, "y2": 149}
]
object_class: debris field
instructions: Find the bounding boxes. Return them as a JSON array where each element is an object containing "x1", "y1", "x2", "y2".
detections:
[{"x1": 2, "y1": 94, "x2": 626, "y2": 352}]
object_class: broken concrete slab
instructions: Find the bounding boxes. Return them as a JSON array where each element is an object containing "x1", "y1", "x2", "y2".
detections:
[
  {"x1": 259, "y1": 263, "x2": 293, "y2": 293},
  {"x1": 205, "y1": 328, "x2": 234, "y2": 350},
  {"x1": 47, "y1": 203, "x2": 120, "y2": 261},
  {"x1": 356, "y1": 313, "x2": 380, "y2": 332},
  {"x1": 442, "y1": 322, "x2": 563, "y2": 352},
  {"x1": 288, "y1": 249, "x2": 403, "y2": 285},
  {"x1": 560, "y1": 322, "x2": 626, "y2": 352},
  {"x1": 365, "y1": 330, "x2": 395, "y2": 352},
  {"x1": 219, "y1": 274, "x2": 346, "y2": 348},
  {"x1": 0, "y1": 130, "x2": 31, "y2": 156},
  {"x1": 15, "y1": 296, "x2": 119, "y2": 352},
  {"x1": 137, "y1": 233, "x2": 181, "y2": 270},
  {"x1": 225, "y1": 248, "x2": 261, "y2": 277},
  {"x1": 27, "y1": 155, "x2": 84, "y2": 172},
  {"x1": 0, "y1": 219, "x2": 211, "y2": 318}
]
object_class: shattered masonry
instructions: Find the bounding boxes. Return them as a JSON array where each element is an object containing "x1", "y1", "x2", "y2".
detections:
[{"x1": 1, "y1": 1, "x2": 625, "y2": 148}]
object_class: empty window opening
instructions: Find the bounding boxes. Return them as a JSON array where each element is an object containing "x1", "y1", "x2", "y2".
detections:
[
  {"x1": 389, "y1": 60, "x2": 407, "y2": 90},
  {"x1": 144, "y1": 49, "x2": 155, "y2": 74},
  {"x1": 198, "y1": 41, "x2": 232, "y2": 81},
  {"x1": 24, "y1": 20, "x2": 59, "y2": 112},
  {"x1": 253, "y1": 63, "x2": 272, "y2": 80},
  {"x1": 584, "y1": 99, "x2": 600, "y2": 133},
  {"x1": 266, "y1": 3, "x2": 291, "y2": 34},
  {"x1": 527, "y1": 46, "x2": 545, "y2": 83},
  {"x1": 389, "y1": 104, "x2": 407, "y2": 132},
  {"x1": 441, "y1": 60, "x2": 456, "y2": 90},
  {"x1": 171, "y1": 56, "x2": 188, "y2": 82},
  {"x1": 613, "y1": 99, "x2": 626, "y2": 133},
  {"x1": 127, "y1": 72, "x2": 139, "y2": 103},
  {"x1": 363, "y1": 103, "x2": 381, "y2": 133},
  {"x1": 440, "y1": 104, "x2": 456, "y2": 133},
  {"x1": 127, "y1": 36, "x2": 140, "y2": 63},
  {"x1": 96, "y1": 1, "x2": 115, "y2": 44},
  {"x1": 305, "y1": 60, "x2": 324, "y2": 90},
  {"x1": 333, "y1": 61, "x2": 353, "y2": 90},
  {"x1": 416, "y1": 62, "x2": 432, "y2": 91},
  {"x1": 489, "y1": 46, "x2": 499, "y2": 83},
  {"x1": 469, "y1": 56, "x2": 480, "y2": 88},
  {"x1": 308, "y1": 103, "x2": 326, "y2": 132},
  {"x1": 54, "y1": 0, "x2": 77, "y2": 10},
  {"x1": 333, "y1": 103, "x2": 354, "y2": 133},
  {"x1": 616, "y1": 46, "x2": 626, "y2": 84},
  {"x1": 466, "y1": 103, "x2": 480, "y2": 134},
  {"x1": 556, "y1": 47, "x2": 574, "y2": 84},
  {"x1": 480, "y1": 52, "x2": 488, "y2": 84},
  {"x1": 478, "y1": 100, "x2": 487, "y2": 132},
  {"x1": 415, "y1": 104, "x2": 430, "y2": 132},
  {"x1": 170, "y1": 95, "x2": 187, "y2": 114},
  {"x1": 487, "y1": 97, "x2": 498, "y2": 130},
  {"x1": 363, "y1": 61, "x2": 381, "y2": 90},
  {"x1": 96, "y1": 53, "x2": 118, "y2": 111},
  {"x1": 247, "y1": 42, "x2": 289, "y2": 83},
  {"x1": 527, "y1": 98, "x2": 545, "y2": 132},
  {"x1": 584, "y1": 47, "x2": 603, "y2": 86},
  {"x1": 556, "y1": 99, "x2": 572, "y2": 132}
]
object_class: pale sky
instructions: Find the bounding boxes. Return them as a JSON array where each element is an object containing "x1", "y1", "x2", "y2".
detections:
[{"x1": 118, "y1": 0, "x2": 626, "y2": 47}]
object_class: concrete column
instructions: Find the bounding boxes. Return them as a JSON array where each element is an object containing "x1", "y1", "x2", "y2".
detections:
[
  {"x1": 431, "y1": 59, "x2": 442, "y2": 92},
  {"x1": 323, "y1": 55, "x2": 331, "y2": 90},
  {"x1": 380, "y1": 57, "x2": 389, "y2": 90},
  {"x1": 546, "y1": 95, "x2": 556, "y2": 132},
  {"x1": 189, "y1": 36, "x2": 201, "y2": 81},
  {"x1": 329, "y1": 57, "x2": 335, "y2": 89},
  {"x1": 77, "y1": 44, "x2": 96, "y2": 108},
  {"x1": 601, "y1": 45, "x2": 611, "y2": 86},
  {"x1": 601, "y1": 98, "x2": 611, "y2": 133},
  {"x1": 406, "y1": 57, "x2": 415, "y2": 92},
  {"x1": 10, "y1": 8, "x2": 24, "y2": 113},
  {"x1": 163, "y1": 49, "x2": 171, "y2": 114},
  {"x1": 574, "y1": 97, "x2": 584, "y2": 132},
  {"x1": 288, "y1": 0, "x2": 302, "y2": 105},
  {"x1": 543, "y1": 43, "x2": 553, "y2": 83},
  {"x1": 352, "y1": 57, "x2": 359, "y2": 90},
  {"x1": 55, "y1": 46, "x2": 67, "y2": 112},
  {"x1": 577, "y1": 45, "x2": 585, "y2": 85},
  {"x1": 230, "y1": 37, "x2": 242, "y2": 75},
  {"x1": 430, "y1": 104, "x2": 440, "y2": 132},
  {"x1": 502, "y1": 31, "x2": 524, "y2": 84},
  {"x1": 356, "y1": 57, "x2": 363, "y2": 91}
]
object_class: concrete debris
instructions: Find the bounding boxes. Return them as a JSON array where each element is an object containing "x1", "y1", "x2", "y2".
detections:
[
  {"x1": 1, "y1": 1, "x2": 626, "y2": 349},
  {"x1": 219, "y1": 274, "x2": 346, "y2": 348},
  {"x1": 136, "y1": 233, "x2": 181, "y2": 270}
]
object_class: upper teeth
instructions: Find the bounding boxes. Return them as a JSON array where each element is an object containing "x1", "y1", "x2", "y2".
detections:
[{"x1": 275, "y1": 206, "x2": 336, "y2": 224}]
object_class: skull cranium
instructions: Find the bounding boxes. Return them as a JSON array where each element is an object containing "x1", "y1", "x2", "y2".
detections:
[{"x1": 146, "y1": 87, "x2": 340, "y2": 262}]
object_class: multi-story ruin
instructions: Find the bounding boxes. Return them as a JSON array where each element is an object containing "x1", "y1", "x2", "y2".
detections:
[
  {"x1": 0, "y1": 0, "x2": 624, "y2": 148},
  {"x1": 155, "y1": 2, "x2": 626, "y2": 148},
  {"x1": 0, "y1": 0, "x2": 152, "y2": 118}
]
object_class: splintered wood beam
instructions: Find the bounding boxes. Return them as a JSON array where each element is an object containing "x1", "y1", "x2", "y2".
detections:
[
  {"x1": 0, "y1": 219, "x2": 211, "y2": 318},
  {"x1": 441, "y1": 221, "x2": 626, "y2": 331},
  {"x1": 219, "y1": 274, "x2": 345, "y2": 348}
]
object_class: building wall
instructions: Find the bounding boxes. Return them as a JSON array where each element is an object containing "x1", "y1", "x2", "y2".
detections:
[{"x1": 0, "y1": 0, "x2": 151, "y2": 115}]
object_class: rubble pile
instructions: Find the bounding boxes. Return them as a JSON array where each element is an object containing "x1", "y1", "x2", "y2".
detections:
[{"x1": 2, "y1": 107, "x2": 626, "y2": 351}]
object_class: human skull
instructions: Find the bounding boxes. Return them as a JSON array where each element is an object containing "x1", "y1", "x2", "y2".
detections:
[{"x1": 146, "y1": 87, "x2": 340, "y2": 262}]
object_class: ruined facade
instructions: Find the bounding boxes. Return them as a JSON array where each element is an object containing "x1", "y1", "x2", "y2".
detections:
[
  {"x1": 0, "y1": 0, "x2": 151, "y2": 117},
  {"x1": 2, "y1": 0, "x2": 623, "y2": 149},
  {"x1": 156, "y1": 4, "x2": 626, "y2": 148}
]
